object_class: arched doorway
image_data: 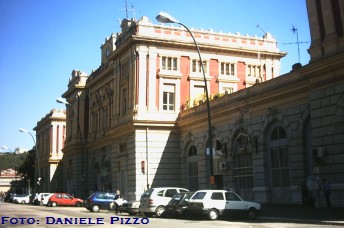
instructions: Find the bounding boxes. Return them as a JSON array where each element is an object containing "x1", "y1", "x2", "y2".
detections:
[
  {"x1": 187, "y1": 145, "x2": 199, "y2": 191},
  {"x1": 267, "y1": 125, "x2": 290, "y2": 203},
  {"x1": 232, "y1": 130, "x2": 253, "y2": 200}
]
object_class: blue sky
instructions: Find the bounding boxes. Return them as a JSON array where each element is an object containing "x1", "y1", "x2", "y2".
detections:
[{"x1": 0, "y1": 0, "x2": 310, "y2": 151}]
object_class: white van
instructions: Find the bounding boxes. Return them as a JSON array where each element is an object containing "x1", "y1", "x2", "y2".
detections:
[
  {"x1": 33, "y1": 193, "x2": 53, "y2": 205},
  {"x1": 140, "y1": 187, "x2": 189, "y2": 217},
  {"x1": 187, "y1": 190, "x2": 261, "y2": 220}
]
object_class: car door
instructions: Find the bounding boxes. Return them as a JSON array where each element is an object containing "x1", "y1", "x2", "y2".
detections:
[
  {"x1": 103, "y1": 193, "x2": 115, "y2": 209},
  {"x1": 95, "y1": 193, "x2": 107, "y2": 208},
  {"x1": 209, "y1": 192, "x2": 226, "y2": 209},
  {"x1": 62, "y1": 193, "x2": 74, "y2": 206},
  {"x1": 225, "y1": 192, "x2": 245, "y2": 211},
  {"x1": 42, "y1": 194, "x2": 52, "y2": 205},
  {"x1": 52, "y1": 194, "x2": 62, "y2": 205}
]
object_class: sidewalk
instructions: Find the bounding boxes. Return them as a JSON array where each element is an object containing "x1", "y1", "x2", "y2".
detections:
[{"x1": 259, "y1": 204, "x2": 344, "y2": 225}]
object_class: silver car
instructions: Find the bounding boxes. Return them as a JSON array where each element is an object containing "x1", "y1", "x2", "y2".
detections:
[{"x1": 140, "y1": 187, "x2": 189, "y2": 217}]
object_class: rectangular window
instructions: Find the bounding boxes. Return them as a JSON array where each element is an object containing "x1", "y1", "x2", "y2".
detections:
[
  {"x1": 220, "y1": 62, "x2": 235, "y2": 76},
  {"x1": 162, "y1": 56, "x2": 178, "y2": 71},
  {"x1": 231, "y1": 63, "x2": 235, "y2": 75},
  {"x1": 163, "y1": 84, "x2": 175, "y2": 111},
  {"x1": 173, "y1": 58, "x2": 177, "y2": 70},
  {"x1": 121, "y1": 88, "x2": 127, "y2": 115},
  {"x1": 223, "y1": 87, "x2": 234, "y2": 94},
  {"x1": 167, "y1": 57, "x2": 172, "y2": 70},
  {"x1": 104, "y1": 107, "x2": 109, "y2": 129},
  {"x1": 162, "y1": 57, "x2": 166, "y2": 70},
  {"x1": 225, "y1": 63, "x2": 230, "y2": 75},
  {"x1": 192, "y1": 60, "x2": 207, "y2": 73},
  {"x1": 192, "y1": 60, "x2": 197, "y2": 72},
  {"x1": 248, "y1": 65, "x2": 261, "y2": 77}
]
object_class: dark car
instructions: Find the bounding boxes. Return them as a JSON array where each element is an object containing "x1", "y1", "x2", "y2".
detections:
[
  {"x1": 84, "y1": 192, "x2": 116, "y2": 212},
  {"x1": 165, "y1": 192, "x2": 194, "y2": 217}
]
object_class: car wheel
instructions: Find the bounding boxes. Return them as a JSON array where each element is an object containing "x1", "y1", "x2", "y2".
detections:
[
  {"x1": 155, "y1": 206, "x2": 166, "y2": 217},
  {"x1": 92, "y1": 205, "x2": 100, "y2": 213},
  {"x1": 248, "y1": 208, "x2": 257, "y2": 219},
  {"x1": 51, "y1": 202, "x2": 57, "y2": 207},
  {"x1": 208, "y1": 209, "x2": 219, "y2": 220},
  {"x1": 75, "y1": 202, "x2": 82, "y2": 207}
]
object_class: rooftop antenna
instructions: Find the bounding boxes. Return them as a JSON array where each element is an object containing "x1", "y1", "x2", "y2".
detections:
[
  {"x1": 256, "y1": 24, "x2": 266, "y2": 64},
  {"x1": 283, "y1": 25, "x2": 310, "y2": 63},
  {"x1": 118, "y1": 0, "x2": 136, "y2": 19},
  {"x1": 256, "y1": 24, "x2": 266, "y2": 35}
]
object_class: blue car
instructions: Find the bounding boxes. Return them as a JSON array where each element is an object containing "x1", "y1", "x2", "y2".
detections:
[{"x1": 84, "y1": 192, "x2": 116, "y2": 212}]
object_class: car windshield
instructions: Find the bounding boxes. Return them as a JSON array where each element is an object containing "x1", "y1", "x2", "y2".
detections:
[
  {"x1": 191, "y1": 192, "x2": 206, "y2": 200},
  {"x1": 87, "y1": 193, "x2": 96, "y2": 200},
  {"x1": 170, "y1": 193, "x2": 183, "y2": 203}
]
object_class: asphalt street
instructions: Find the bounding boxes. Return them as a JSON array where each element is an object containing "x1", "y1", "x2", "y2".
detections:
[{"x1": 259, "y1": 204, "x2": 344, "y2": 226}]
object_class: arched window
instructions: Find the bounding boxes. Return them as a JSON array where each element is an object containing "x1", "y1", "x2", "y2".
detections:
[
  {"x1": 187, "y1": 145, "x2": 199, "y2": 191},
  {"x1": 269, "y1": 126, "x2": 289, "y2": 187},
  {"x1": 232, "y1": 131, "x2": 253, "y2": 200}
]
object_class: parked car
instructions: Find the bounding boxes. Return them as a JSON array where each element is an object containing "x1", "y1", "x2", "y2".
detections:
[
  {"x1": 140, "y1": 187, "x2": 189, "y2": 217},
  {"x1": 186, "y1": 190, "x2": 261, "y2": 220},
  {"x1": 121, "y1": 200, "x2": 140, "y2": 215},
  {"x1": 33, "y1": 193, "x2": 54, "y2": 205},
  {"x1": 84, "y1": 192, "x2": 117, "y2": 212},
  {"x1": 14, "y1": 194, "x2": 31, "y2": 204},
  {"x1": 7, "y1": 193, "x2": 17, "y2": 203},
  {"x1": 165, "y1": 192, "x2": 194, "y2": 217},
  {"x1": 47, "y1": 193, "x2": 83, "y2": 207}
]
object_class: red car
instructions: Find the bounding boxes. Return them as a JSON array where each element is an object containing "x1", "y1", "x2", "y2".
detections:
[{"x1": 47, "y1": 193, "x2": 83, "y2": 207}]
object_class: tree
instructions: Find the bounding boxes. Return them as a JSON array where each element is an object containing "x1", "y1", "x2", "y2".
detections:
[
  {"x1": 0, "y1": 152, "x2": 26, "y2": 170},
  {"x1": 16, "y1": 148, "x2": 36, "y2": 189}
]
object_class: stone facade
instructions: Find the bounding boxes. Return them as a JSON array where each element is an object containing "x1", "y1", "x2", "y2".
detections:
[{"x1": 60, "y1": 15, "x2": 285, "y2": 199}]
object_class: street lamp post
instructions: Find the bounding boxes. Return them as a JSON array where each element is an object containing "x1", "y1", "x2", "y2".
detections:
[
  {"x1": 156, "y1": 12, "x2": 214, "y2": 186},
  {"x1": 19, "y1": 128, "x2": 41, "y2": 187},
  {"x1": 56, "y1": 97, "x2": 86, "y2": 198}
]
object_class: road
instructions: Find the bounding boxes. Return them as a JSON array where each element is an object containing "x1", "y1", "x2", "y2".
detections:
[{"x1": 0, "y1": 202, "x2": 341, "y2": 228}]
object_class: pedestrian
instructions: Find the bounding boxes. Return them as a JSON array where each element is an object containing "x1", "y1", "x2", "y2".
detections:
[
  {"x1": 322, "y1": 179, "x2": 332, "y2": 208},
  {"x1": 298, "y1": 178, "x2": 308, "y2": 206},
  {"x1": 306, "y1": 176, "x2": 315, "y2": 207},
  {"x1": 114, "y1": 189, "x2": 123, "y2": 214}
]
